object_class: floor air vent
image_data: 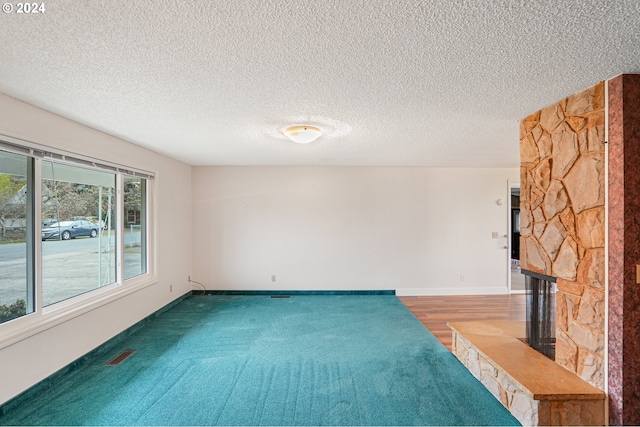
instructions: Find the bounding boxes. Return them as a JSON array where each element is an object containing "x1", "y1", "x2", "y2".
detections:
[
  {"x1": 271, "y1": 295, "x2": 290, "y2": 298},
  {"x1": 106, "y1": 350, "x2": 136, "y2": 366}
]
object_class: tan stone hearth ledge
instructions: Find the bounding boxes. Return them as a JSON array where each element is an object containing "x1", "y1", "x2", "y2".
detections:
[{"x1": 448, "y1": 321, "x2": 604, "y2": 426}]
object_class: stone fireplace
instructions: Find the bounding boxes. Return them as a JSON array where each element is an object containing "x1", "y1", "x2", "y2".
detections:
[
  {"x1": 519, "y1": 81, "x2": 605, "y2": 390},
  {"x1": 452, "y1": 76, "x2": 640, "y2": 425},
  {"x1": 449, "y1": 80, "x2": 617, "y2": 425}
]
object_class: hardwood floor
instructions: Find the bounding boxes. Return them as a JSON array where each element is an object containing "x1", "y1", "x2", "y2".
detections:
[{"x1": 399, "y1": 294, "x2": 526, "y2": 350}]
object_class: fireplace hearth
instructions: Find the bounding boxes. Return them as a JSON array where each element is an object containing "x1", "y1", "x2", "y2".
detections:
[{"x1": 522, "y1": 269, "x2": 556, "y2": 360}]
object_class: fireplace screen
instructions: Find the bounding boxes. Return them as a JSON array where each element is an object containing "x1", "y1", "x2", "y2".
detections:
[{"x1": 523, "y1": 269, "x2": 556, "y2": 359}]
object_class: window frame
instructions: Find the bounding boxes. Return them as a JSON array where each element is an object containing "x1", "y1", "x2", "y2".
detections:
[
  {"x1": 0, "y1": 135, "x2": 156, "y2": 349},
  {"x1": 40, "y1": 159, "x2": 119, "y2": 306},
  {"x1": 122, "y1": 175, "x2": 148, "y2": 281}
]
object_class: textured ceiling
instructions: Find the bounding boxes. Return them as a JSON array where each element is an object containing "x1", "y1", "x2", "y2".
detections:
[{"x1": 1, "y1": 0, "x2": 639, "y2": 167}]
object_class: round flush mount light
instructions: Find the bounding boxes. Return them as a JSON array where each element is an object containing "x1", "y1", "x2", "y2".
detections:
[
  {"x1": 264, "y1": 116, "x2": 351, "y2": 142},
  {"x1": 282, "y1": 125, "x2": 323, "y2": 144}
]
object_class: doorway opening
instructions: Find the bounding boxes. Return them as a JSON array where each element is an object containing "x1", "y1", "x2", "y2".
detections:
[{"x1": 508, "y1": 183, "x2": 525, "y2": 293}]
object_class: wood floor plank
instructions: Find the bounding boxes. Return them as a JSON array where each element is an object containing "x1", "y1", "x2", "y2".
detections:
[{"x1": 399, "y1": 294, "x2": 526, "y2": 350}]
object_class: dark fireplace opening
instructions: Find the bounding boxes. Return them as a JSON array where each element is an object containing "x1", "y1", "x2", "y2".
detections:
[{"x1": 522, "y1": 269, "x2": 556, "y2": 360}]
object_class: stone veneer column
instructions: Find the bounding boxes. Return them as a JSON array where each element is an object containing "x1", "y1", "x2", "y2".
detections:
[
  {"x1": 607, "y1": 74, "x2": 640, "y2": 426},
  {"x1": 520, "y1": 82, "x2": 606, "y2": 391}
]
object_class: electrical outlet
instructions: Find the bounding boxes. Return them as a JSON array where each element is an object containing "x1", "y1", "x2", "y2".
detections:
[
  {"x1": 170, "y1": 284, "x2": 173, "y2": 292},
  {"x1": 492, "y1": 232, "x2": 499, "y2": 238},
  {"x1": 188, "y1": 275, "x2": 191, "y2": 282},
  {"x1": 271, "y1": 275, "x2": 276, "y2": 282}
]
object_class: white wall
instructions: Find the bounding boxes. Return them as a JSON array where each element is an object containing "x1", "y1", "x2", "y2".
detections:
[
  {"x1": 0, "y1": 93, "x2": 192, "y2": 405},
  {"x1": 192, "y1": 166, "x2": 519, "y2": 295}
]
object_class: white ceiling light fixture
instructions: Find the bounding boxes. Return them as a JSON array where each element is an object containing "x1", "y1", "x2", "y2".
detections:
[{"x1": 282, "y1": 125, "x2": 323, "y2": 144}]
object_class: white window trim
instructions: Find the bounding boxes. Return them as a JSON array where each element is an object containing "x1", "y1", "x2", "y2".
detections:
[
  {"x1": 0, "y1": 278, "x2": 157, "y2": 349},
  {"x1": 0, "y1": 135, "x2": 157, "y2": 350},
  {"x1": 34, "y1": 157, "x2": 43, "y2": 318},
  {"x1": 0, "y1": 135, "x2": 154, "y2": 179},
  {"x1": 116, "y1": 173, "x2": 124, "y2": 284}
]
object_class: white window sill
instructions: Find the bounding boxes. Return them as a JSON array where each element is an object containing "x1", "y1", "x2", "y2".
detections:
[{"x1": 0, "y1": 275, "x2": 158, "y2": 350}]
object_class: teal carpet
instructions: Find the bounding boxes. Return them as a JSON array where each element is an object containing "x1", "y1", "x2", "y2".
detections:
[{"x1": 0, "y1": 295, "x2": 520, "y2": 426}]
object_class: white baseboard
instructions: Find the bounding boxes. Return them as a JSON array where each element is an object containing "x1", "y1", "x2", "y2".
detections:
[{"x1": 395, "y1": 286, "x2": 510, "y2": 296}]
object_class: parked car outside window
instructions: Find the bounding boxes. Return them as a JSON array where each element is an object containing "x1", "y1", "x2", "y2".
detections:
[{"x1": 41, "y1": 220, "x2": 99, "y2": 241}]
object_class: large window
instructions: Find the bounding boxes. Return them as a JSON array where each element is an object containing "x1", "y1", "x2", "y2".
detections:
[
  {"x1": 42, "y1": 161, "x2": 117, "y2": 306},
  {"x1": 0, "y1": 151, "x2": 34, "y2": 323},
  {"x1": 0, "y1": 142, "x2": 152, "y2": 326}
]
